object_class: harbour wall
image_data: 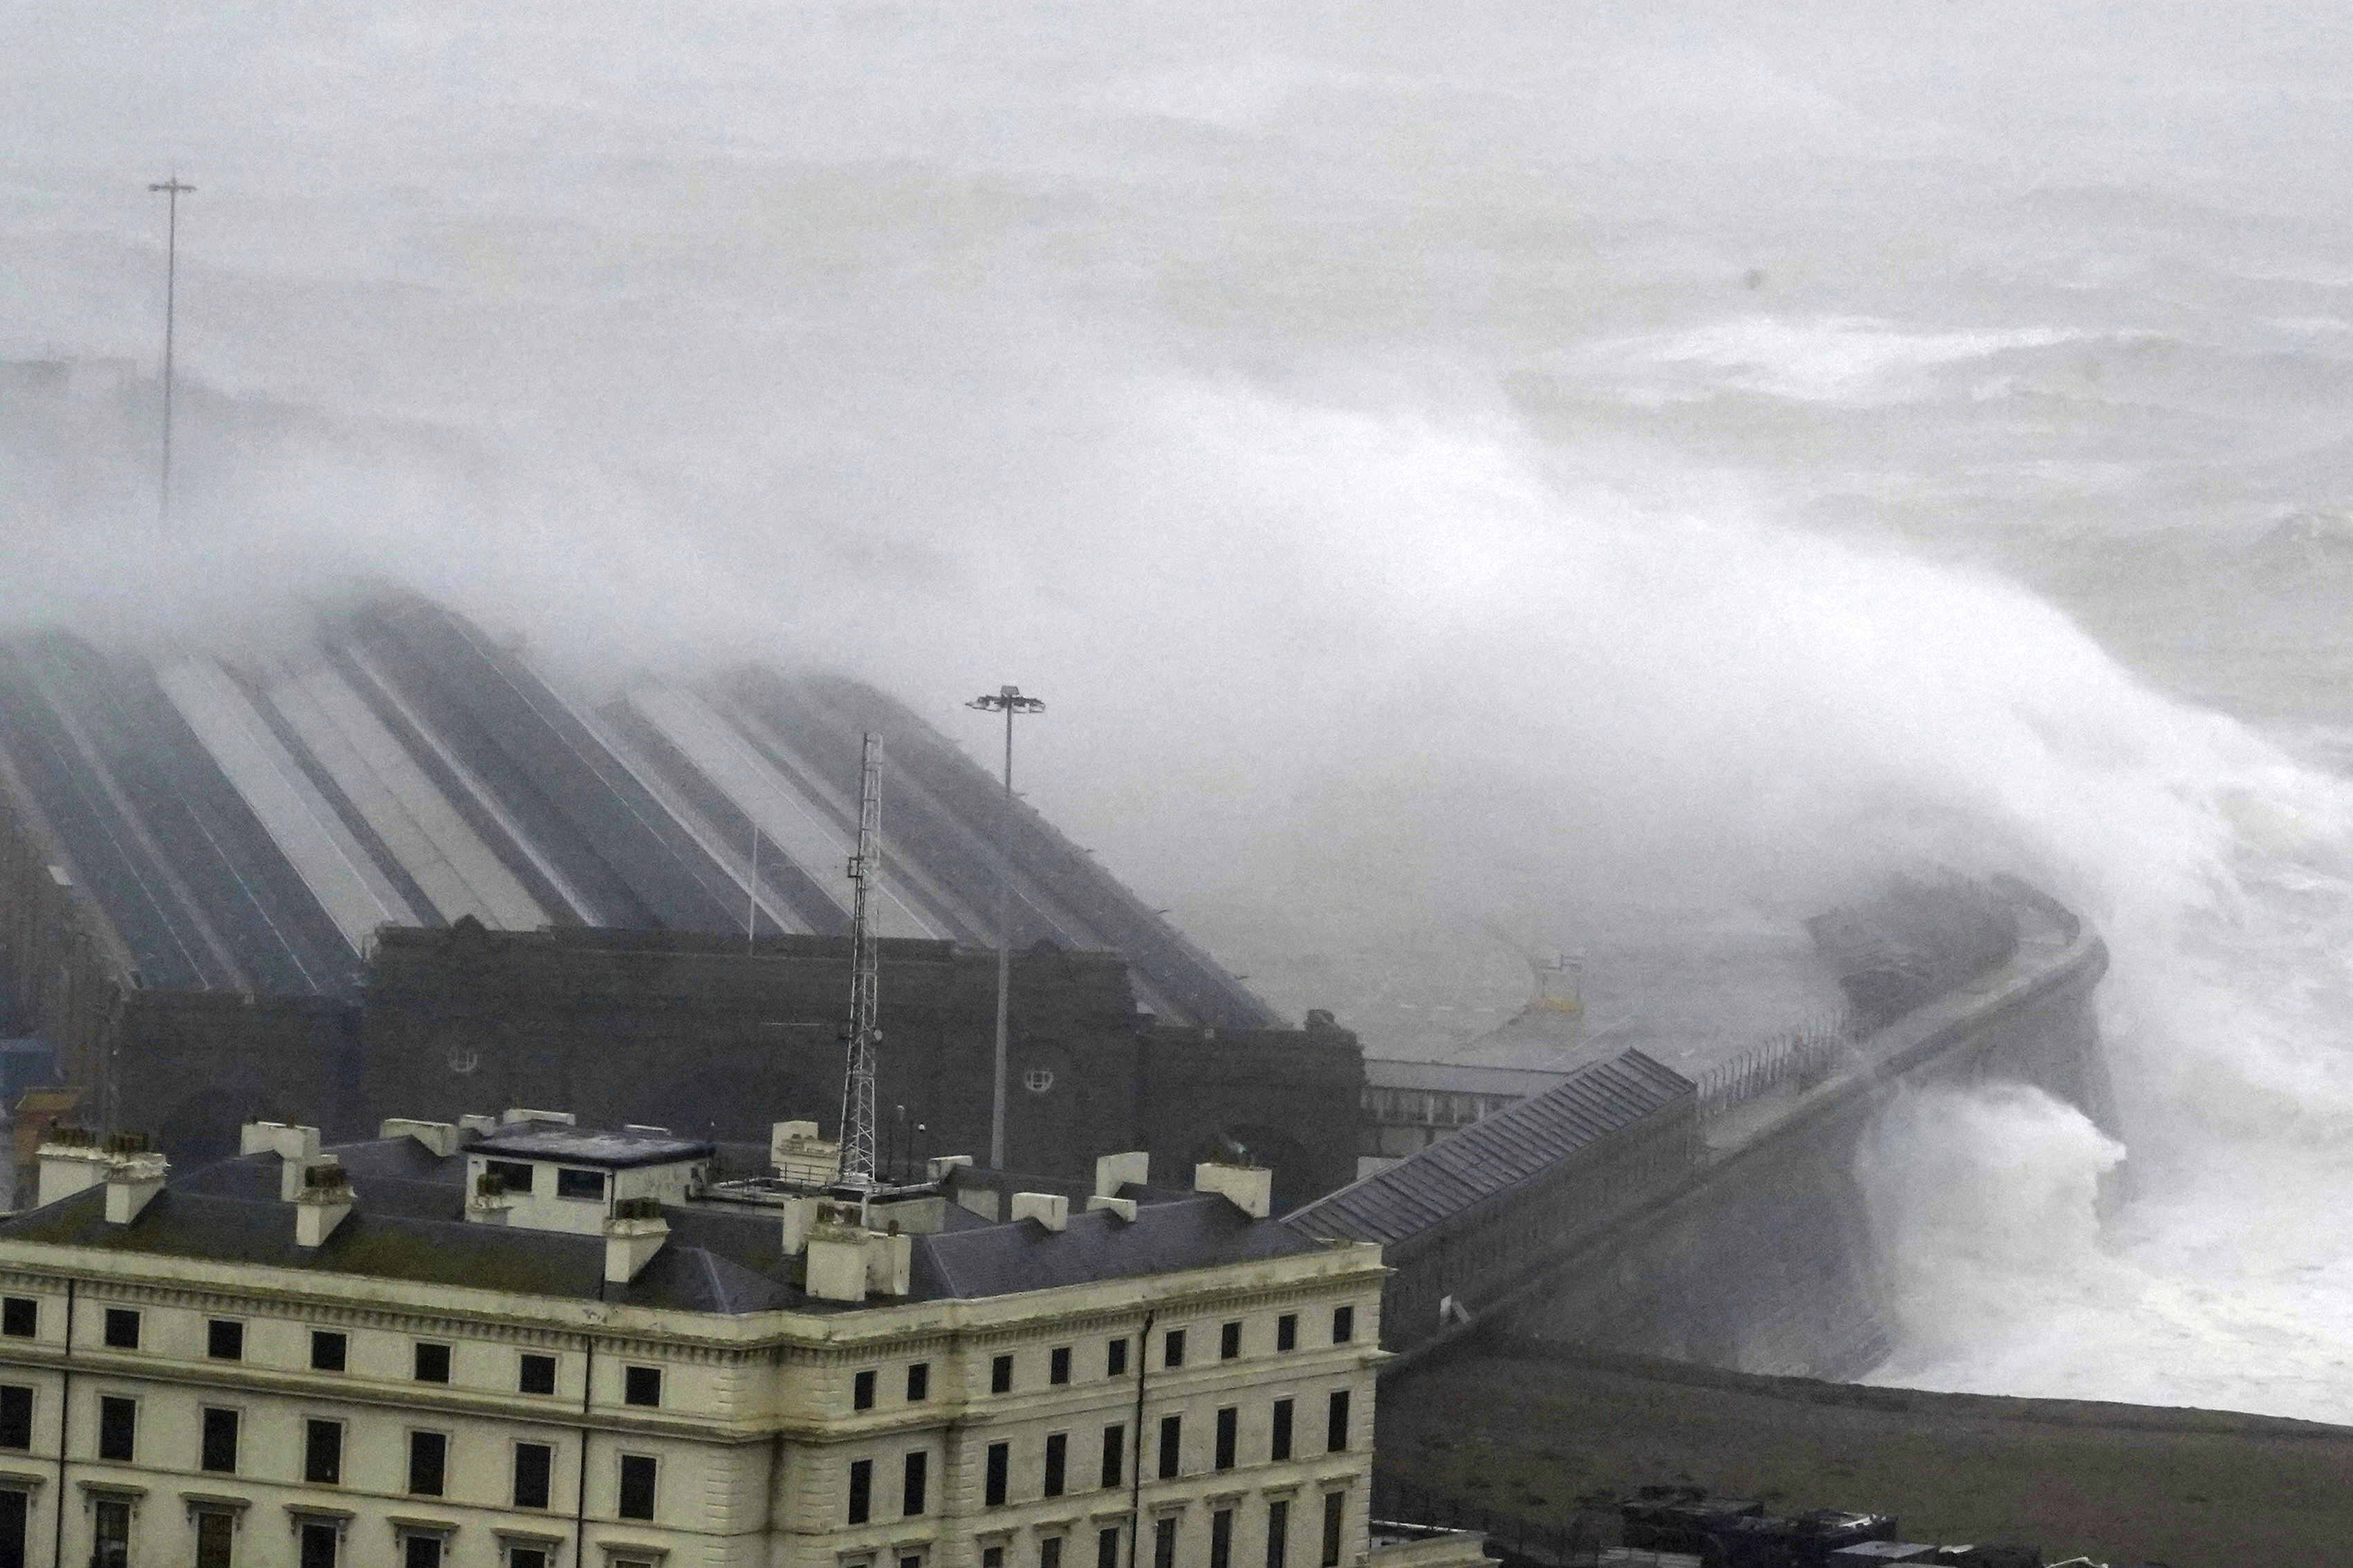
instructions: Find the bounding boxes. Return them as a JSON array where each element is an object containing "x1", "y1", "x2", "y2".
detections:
[{"x1": 1497, "y1": 887, "x2": 2108, "y2": 1378}]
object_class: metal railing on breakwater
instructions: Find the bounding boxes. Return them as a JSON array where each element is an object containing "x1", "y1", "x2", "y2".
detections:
[{"x1": 1692, "y1": 1008, "x2": 1852, "y2": 1121}]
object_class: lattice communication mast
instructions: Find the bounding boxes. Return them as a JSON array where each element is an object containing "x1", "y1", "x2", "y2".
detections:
[{"x1": 836, "y1": 732, "x2": 884, "y2": 1193}]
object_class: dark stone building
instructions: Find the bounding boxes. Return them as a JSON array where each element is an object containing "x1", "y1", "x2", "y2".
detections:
[{"x1": 349, "y1": 921, "x2": 1362, "y2": 1209}]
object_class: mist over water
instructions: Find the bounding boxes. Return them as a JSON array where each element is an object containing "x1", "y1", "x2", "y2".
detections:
[{"x1": 12, "y1": 1, "x2": 2353, "y2": 1415}]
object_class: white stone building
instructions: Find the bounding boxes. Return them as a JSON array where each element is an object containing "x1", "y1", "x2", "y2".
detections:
[{"x1": 0, "y1": 1115, "x2": 1477, "y2": 1568}]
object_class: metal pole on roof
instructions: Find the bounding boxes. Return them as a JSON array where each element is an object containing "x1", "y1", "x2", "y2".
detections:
[
  {"x1": 147, "y1": 175, "x2": 194, "y2": 530},
  {"x1": 966, "y1": 684, "x2": 1044, "y2": 1170},
  {"x1": 836, "y1": 734, "x2": 884, "y2": 1201}
]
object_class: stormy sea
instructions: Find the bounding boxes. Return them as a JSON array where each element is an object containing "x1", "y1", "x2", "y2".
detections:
[{"x1": 8, "y1": 1, "x2": 2353, "y2": 1418}]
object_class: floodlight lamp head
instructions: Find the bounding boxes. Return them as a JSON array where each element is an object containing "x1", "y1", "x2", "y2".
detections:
[{"x1": 968, "y1": 684, "x2": 1046, "y2": 714}]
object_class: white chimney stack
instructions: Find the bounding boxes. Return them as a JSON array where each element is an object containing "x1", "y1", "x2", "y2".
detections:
[
  {"x1": 603, "y1": 1198, "x2": 670, "y2": 1284},
  {"x1": 102, "y1": 1152, "x2": 169, "y2": 1226},
  {"x1": 35, "y1": 1129, "x2": 111, "y2": 1207},
  {"x1": 379, "y1": 1118, "x2": 461, "y2": 1157},
  {"x1": 1011, "y1": 1192, "x2": 1069, "y2": 1233},
  {"x1": 1194, "y1": 1162, "x2": 1273, "y2": 1219},
  {"x1": 1094, "y1": 1152, "x2": 1150, "y2": 1198},
  {"x1": 805, "y1": 1221, "x2": 870, "y2": 1303},
  {"x1": 865, "y1": 1230, "x2": 913, "y2": 1297},
  {"x1": 293, "y1": 1161, "x2": 355, "y2": 1247},
  {"x1": 779, "y1": 1195, "x2": 820, "y2": 1257}
]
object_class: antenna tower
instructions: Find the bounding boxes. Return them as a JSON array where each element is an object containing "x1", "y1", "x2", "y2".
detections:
[{"x1": 836, "y1": 732, "x2": 884, "y2": 1193}]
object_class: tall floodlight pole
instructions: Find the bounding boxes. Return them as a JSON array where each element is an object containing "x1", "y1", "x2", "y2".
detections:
[
  {"x1": 966, "y1": 685, "x2": 1044, "y2": 1170},
  {"x1": 836, "y1": 734, "x2": 885, "y2": 1207},
  {"x1": 147, "y1": 176, "x2": 195, "y2": 528}
]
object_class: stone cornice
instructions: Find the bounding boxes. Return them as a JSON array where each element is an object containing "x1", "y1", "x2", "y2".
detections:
[{"x1": 0, "y1": 1241, "x2": 1385, "y2": 1361}]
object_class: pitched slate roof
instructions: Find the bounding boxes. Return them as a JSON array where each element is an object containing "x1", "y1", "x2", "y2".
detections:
[
  {"x1": 1282, "y1": 1049, "x2": 1695, "y2": 1248},
  {"x1": 0, "y1": 1133, "x2": 1324, "y2": 1316}
]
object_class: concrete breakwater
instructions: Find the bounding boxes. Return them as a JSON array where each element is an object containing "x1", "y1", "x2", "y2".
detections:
[{"x1": 1289, "y1": 878, "x2": 2112, "y2": 1379}]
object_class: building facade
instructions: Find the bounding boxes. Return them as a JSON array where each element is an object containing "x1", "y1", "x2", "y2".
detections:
[{"x1": 0, "y1": 1114, "x2": 1433, "y2": 1568}]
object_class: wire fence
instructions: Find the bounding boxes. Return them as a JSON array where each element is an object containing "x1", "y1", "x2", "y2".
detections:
[{"x1": 1693, "y1": 1008, "x2": 1853, "y2": 1121}]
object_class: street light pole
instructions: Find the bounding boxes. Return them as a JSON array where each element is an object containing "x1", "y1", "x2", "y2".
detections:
[
  {"x1": 966, "y1": 683, "x2": 1044, "y2": 1169},
  {"x1": 147, "y1": 176, "x2": 194, "y2": 529}
]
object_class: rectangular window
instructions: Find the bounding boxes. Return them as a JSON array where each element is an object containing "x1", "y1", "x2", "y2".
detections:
[
  {"x1": 1321, "y1": 1493, "x2": 1345, "y2": 1568},
  {"x1": 1215, "y1": 1406, "x2": 1237, "y2": 1470},
  {"x1": 408, "y1": 1430, "x2": 448, "y2": 1495},
  {"x1": 1097, "y1": 1529, "x2": 1120, "y2": 1568},
  {"x1": 311, "y1": 1330, "x2": 347, "y2": 1372},
  {"x1": 510, "y1": 1550, "x2": 550, "y2": 1568},
  {"x1": 0, "y1": 1386, "x2": 28, "y2": 1450},
  {"x1": 1211, "y1": 1509, "x2": 1233, "y2": 1568},
  {"x1": 1106, "y1": 1338, "x2": 1128, "y2": 1378},
  {"x1": 404, "y1": 1535, "x2": 443, "y2": 1568},
  {"x1": 207, "y1": 1318, "x2": 244, "y2": 1361},
  {"x1": 195, "y1": 1509, "x2": 233, "y2": 1568},
  {"x1": 299, "y1": 1520, "x2": 339, "y2": 1568},
  {"x1": 1157, "y1": 1414, "x2": 1181, "y2": 1479},
  {"x1": 1049, "y1": 1345, "x2": 1071, "y2": 1385},
  {"x1": 903, "y1": 1449, "x2": 928, "y2": 1516},
  {"x1": 984, "y1": 1550, "x2": 1004, "y2": 1568},
  {"x1": 624, "y1": 1365, "x2": 662, "y2": 1407},
  {"x1": 0, "y1": 1298, "x2": 33, "y2": 1338},
  {"x1": 1163, "y1": 1329, "x2": 1185, "y2": 1369},
  {"x1": 485, "y1": 1159, "x2": 536, "y2": 1193},
  {"x1": 101, "y1": 1308, "x2": 138, "y2": 1349},
  {"x1": 93, "y1": 1499, "x2": 131, "y2": 1563},
  {"x1": 1327, "y1": 1391, "x2": 1350, "y2": 1453},
  {"x1": 1100, "y1": 1424, "x2": 1125, "y2": 1490},
  {"x1": 1271, "y1": 1399, "x2": 1294, "y2": 1462},
  {"x1": 1154, "y1": 1516, "x2": 1176, "y2": 1568},
  {"x1": 1043, "y1": 1432, "x2": 1067, "y2": 1498},
  {"x1": 853, "y1": 1369, "x2": 877, "y2": 1411},
  {"x1": 1042, "y1": 1537, "x2": 1063, "y2": 1568},
  {"x1": 96, "y1": 1395, "x2": 135, "y2": 1461},
  {"x1": 1331, "y1": 1307, "x2": 1354, "y2": 1345},
  {"x1": 906, "y1": 1362, "x2": 930, "y2": 1402},
  {"x1": 985, "y1": 1441, "x2": 1010, "y2": 1507},
  {"x1": 618, "y1": 1453, "x2": 658, "y2": 1521},
  {"x1": 555, "y1": 1168, "x2": 606, "y2": 1201},
  {"x1": 1276, "y1": 1314, "x2": 1298, "y2": 1352},
  {"x1": 414, "y1": 1342, "x2": 451, "y2": 1383},
  {"x1": 1220, "y1": 1322, "x2": 1242, "y2": 1361},
  {"x1": 848, "y1": 1459, "x2": 874, "y2": 1524},
  {"x1": 515, "y1": 1441, "x2": 554, "y2": 1509},
  {"x1": 201, "y1": 1406, "x2": 239, "y2": 1473},
  {"x1": 990, "y1": 1354, "x2": 1013, "y2": 1394},
  {"x1": 1268, "y1": 1503, "x2": 1290, "y2": 1568},
  {"x1": 519, "y1": 1352, "x2": 557, "y2": 1394},
  {"x1": 305, "y1": 1418, "x2": 343, "y2": 1484}
]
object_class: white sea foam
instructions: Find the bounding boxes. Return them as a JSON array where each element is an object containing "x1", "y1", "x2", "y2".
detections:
[{"x1": 1576, "y1": 317, "x2": 2091, "y2": 406}]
